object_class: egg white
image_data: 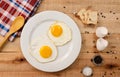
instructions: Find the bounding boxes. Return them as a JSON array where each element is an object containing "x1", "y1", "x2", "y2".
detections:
[
  {"x1": 48, "y1": 21, "x2": 72, "y2": 46},
  {"x1": 29, "y1": 35, "x2": 58, "y2": 63}
]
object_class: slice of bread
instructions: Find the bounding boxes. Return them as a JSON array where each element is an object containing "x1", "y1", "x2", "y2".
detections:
[{"x1": 77, "y1": 8, "x2": 98, "y2": 25}]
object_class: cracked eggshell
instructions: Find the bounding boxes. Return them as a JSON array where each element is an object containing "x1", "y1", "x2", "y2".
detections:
[
  {"x1": 96, "y1": 38, "x2": 108, "y2": 51},
  {"x1": 96, "y1": 27, "x2": 108, "y2": 37}
]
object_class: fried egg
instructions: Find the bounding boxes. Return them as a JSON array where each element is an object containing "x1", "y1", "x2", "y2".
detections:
[
  {"x1": 30, "y1": 35, "x2": 57, "y2": 63},
  {"x1": 48, "y1": 21, "x2": 72, "y2": 46}
]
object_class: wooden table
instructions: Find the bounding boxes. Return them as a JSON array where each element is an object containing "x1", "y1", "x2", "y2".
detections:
[{"x1": 0, "y1": 0, "x2": 120, "y2": 77}]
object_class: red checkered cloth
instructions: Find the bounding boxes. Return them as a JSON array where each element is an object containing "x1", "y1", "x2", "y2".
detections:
[{"x1": 0, "y1": 0, "x2": 41, "y2": 41}]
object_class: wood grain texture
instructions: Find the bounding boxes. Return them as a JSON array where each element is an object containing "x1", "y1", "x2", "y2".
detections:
[{"x1": 0, "y1": 0, "x2": 120, "y2": 77}]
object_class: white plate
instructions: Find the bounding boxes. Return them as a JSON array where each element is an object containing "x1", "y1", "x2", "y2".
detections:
[{"x1": 20, "y1": 11, "x2": 82, "y2": 72}]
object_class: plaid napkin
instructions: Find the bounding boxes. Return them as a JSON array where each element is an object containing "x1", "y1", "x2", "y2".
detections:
[{"x1": 0, "y1": 0, "x2": 41, "y2": 41}]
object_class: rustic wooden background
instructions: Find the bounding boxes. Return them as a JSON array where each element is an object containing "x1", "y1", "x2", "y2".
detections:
[{"x1": 0, "y1": 0, "x2": 120, "y2": 77}]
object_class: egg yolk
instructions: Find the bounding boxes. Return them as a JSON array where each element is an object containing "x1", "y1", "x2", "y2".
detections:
[
  {"x1": 39, "y1": 46, "x2": 52, "y2": 58},
  {"x1": 51, "y1": 25, "x2": 63, "y2": 37}
]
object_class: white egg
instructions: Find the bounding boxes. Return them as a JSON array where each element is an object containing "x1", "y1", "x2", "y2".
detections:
[
  {"x1": 48, "y1": 21, "x2": 72, "y2": 46},
  {"x1": 29, "y1": 35, "x2": 58, "y2": 63}
]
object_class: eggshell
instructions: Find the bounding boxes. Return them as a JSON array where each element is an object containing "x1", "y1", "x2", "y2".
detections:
[
  {"x1": 96, "y1": 27, "x2": 108, "y2": 37},
  {"x1": 96, "y1": 38, "x2": 108, "y2": 51}
]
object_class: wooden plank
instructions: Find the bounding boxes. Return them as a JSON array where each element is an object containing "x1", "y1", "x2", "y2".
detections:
[
  {"x1": 0, "y1": 53, "x2": 119, "y2": 72},
  {"x1": 41, "y1": 0, "x2": 120, "y2": 5},
  {"x1": 38, "y1": 4, "x2": 120, "y2": 13},
  {"x1": 37, "y1": 0, "x2": 120, "y2": 13},
  {"x1": 0, "y1": 38, "x2": 21, "y2": 52},
  {"x1": 0, "y1": 53, "x2": 119, "y2": 77},
  {"x1": 0, "y1": 72, "x2": 67, "y2": 77},
  {"x1": 0, "y1": 70, "x2": 119, "y2": 77},
  {"x1": 1, "y1": 33, "x2": 120, "y2": 53}
]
